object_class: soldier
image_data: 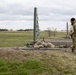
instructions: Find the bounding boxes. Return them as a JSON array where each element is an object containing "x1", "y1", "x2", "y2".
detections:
[{"x1": 70, "y1": 18, "x2": 76, "y2": 52}]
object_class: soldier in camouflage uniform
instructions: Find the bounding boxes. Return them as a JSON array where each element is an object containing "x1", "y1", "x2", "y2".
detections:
[{"x1": 70, "y1": 18, "x2": 76, "y2": 52}]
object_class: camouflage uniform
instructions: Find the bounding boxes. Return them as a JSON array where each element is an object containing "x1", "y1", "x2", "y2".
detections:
[{"x1": 71, "y1": 21, "x2": 76, "y2": 52}]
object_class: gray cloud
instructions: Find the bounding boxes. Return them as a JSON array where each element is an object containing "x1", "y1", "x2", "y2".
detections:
[
  {"x1": 8, "y1": 4, "x2": 34, "y2": 16},
  {"x1": 0, "y1": 4, "x2": 34, "y2": 21},
  {"x1": 0, "y1": 1, "x2": 76, "y2": 22},
  {"x1": 0, "y1": 0, "x2": 76, "y2": 30}
]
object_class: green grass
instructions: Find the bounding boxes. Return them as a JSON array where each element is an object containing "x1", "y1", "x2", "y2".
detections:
[
  {"x1": 0, "y1": 31, "x2": 33, "y2": 47},
  {"x1": 0, "y1": 50, "x2": 76, "y2": 75},
  {"x1": 0, "y1": 60, "x2": 43, "y2": 75},
  {"x1": 0, "y1": 31, "x2": 66, "y2": 47},
  {"x1": 40, "y1": 31, "x2": 66, "y2": 39}
]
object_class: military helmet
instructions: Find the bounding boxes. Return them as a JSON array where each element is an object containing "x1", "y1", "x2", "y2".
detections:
[{"x1": 70, "y1": 18, "x2": 75, "y2": 21}]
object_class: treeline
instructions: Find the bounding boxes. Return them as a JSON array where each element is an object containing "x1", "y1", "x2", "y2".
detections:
[
  {"x1": 17, "y1": 29, "x2": 33, "y2": 31},
  {"x1": 0, "y1": 29, "x2": 33, "y2": 31},
  {"x1": 0, "y1": 29, "x2": 8, "y2": 31}
]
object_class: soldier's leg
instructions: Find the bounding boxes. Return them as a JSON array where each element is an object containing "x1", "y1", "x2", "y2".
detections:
[
  {"x1": 71, "y1": 42, "x2": 75, "y2": 52},
  {"x1": 71, "y1": 34, "x2": 76, "y2": 52},
  {"x1": 72, "y1": 45, "x2": 75, "y2": 52}
]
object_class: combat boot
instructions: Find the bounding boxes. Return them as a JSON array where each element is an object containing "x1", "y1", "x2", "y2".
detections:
[
  {"x1": 72, "y1": 48, "x2": 74, "y2": 52},
  {"x1": 71, "y1": 46, "x2": 75, "y2": 52}
]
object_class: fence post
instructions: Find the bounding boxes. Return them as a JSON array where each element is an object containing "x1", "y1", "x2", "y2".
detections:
[{"x1": 66, "y1": 22, "x2": 69, "y2": 38}]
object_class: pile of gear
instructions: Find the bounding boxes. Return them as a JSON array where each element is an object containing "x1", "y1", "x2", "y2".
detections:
[
  {"x1": 26, "y1": 40, "x2": 70, "y2": 49},
  {"x1": 34, "y1": 41, "x2": 55, "y2": 48},
  {"x1": 26, "y1": 40, "x2": 55, "y2": 48}
]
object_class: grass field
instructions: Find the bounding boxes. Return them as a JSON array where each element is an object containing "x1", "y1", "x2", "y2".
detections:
[
  {"x1": 0, "y1": 31, "x2": 76, "y2": 75},
  {"x1": 0, "y1": 49, "x2": 76, "y2": 75},
  {"x1": 0, "y1": 31, "x2": 33, "y2": 47},
  {"x1": 0, "y1": 31, "x2": 66, "y2": 47}
]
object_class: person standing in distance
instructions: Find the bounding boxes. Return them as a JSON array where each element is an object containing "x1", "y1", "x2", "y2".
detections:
[{"x1": 70, "y1": 18, "x2": 76, "y2": 52}]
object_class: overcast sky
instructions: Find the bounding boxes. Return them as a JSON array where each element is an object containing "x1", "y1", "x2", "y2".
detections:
[{"x1": 0, "y1": 0, "x2": 76, "y2": 31}]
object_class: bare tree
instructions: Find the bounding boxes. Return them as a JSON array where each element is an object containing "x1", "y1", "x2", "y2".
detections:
[
  {"x1": 47, "y1": 27, "x2": 52, "y2": 37},
  {"x1": 53, "y1": 28, "x2": 57, "y2": 37}
]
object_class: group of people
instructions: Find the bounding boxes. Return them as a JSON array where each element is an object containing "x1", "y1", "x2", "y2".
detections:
[{"x1": 70, "y1": 18, "x2": 76, "y2": 52}]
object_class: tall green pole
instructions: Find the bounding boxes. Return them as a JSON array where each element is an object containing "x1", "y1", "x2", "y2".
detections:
[
  {"x1": 34, "y1": 7, "x2": 36, "y2": 42},
  {"x1": 33, "y1": 7, "x2": 40, "y2": 42}
]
